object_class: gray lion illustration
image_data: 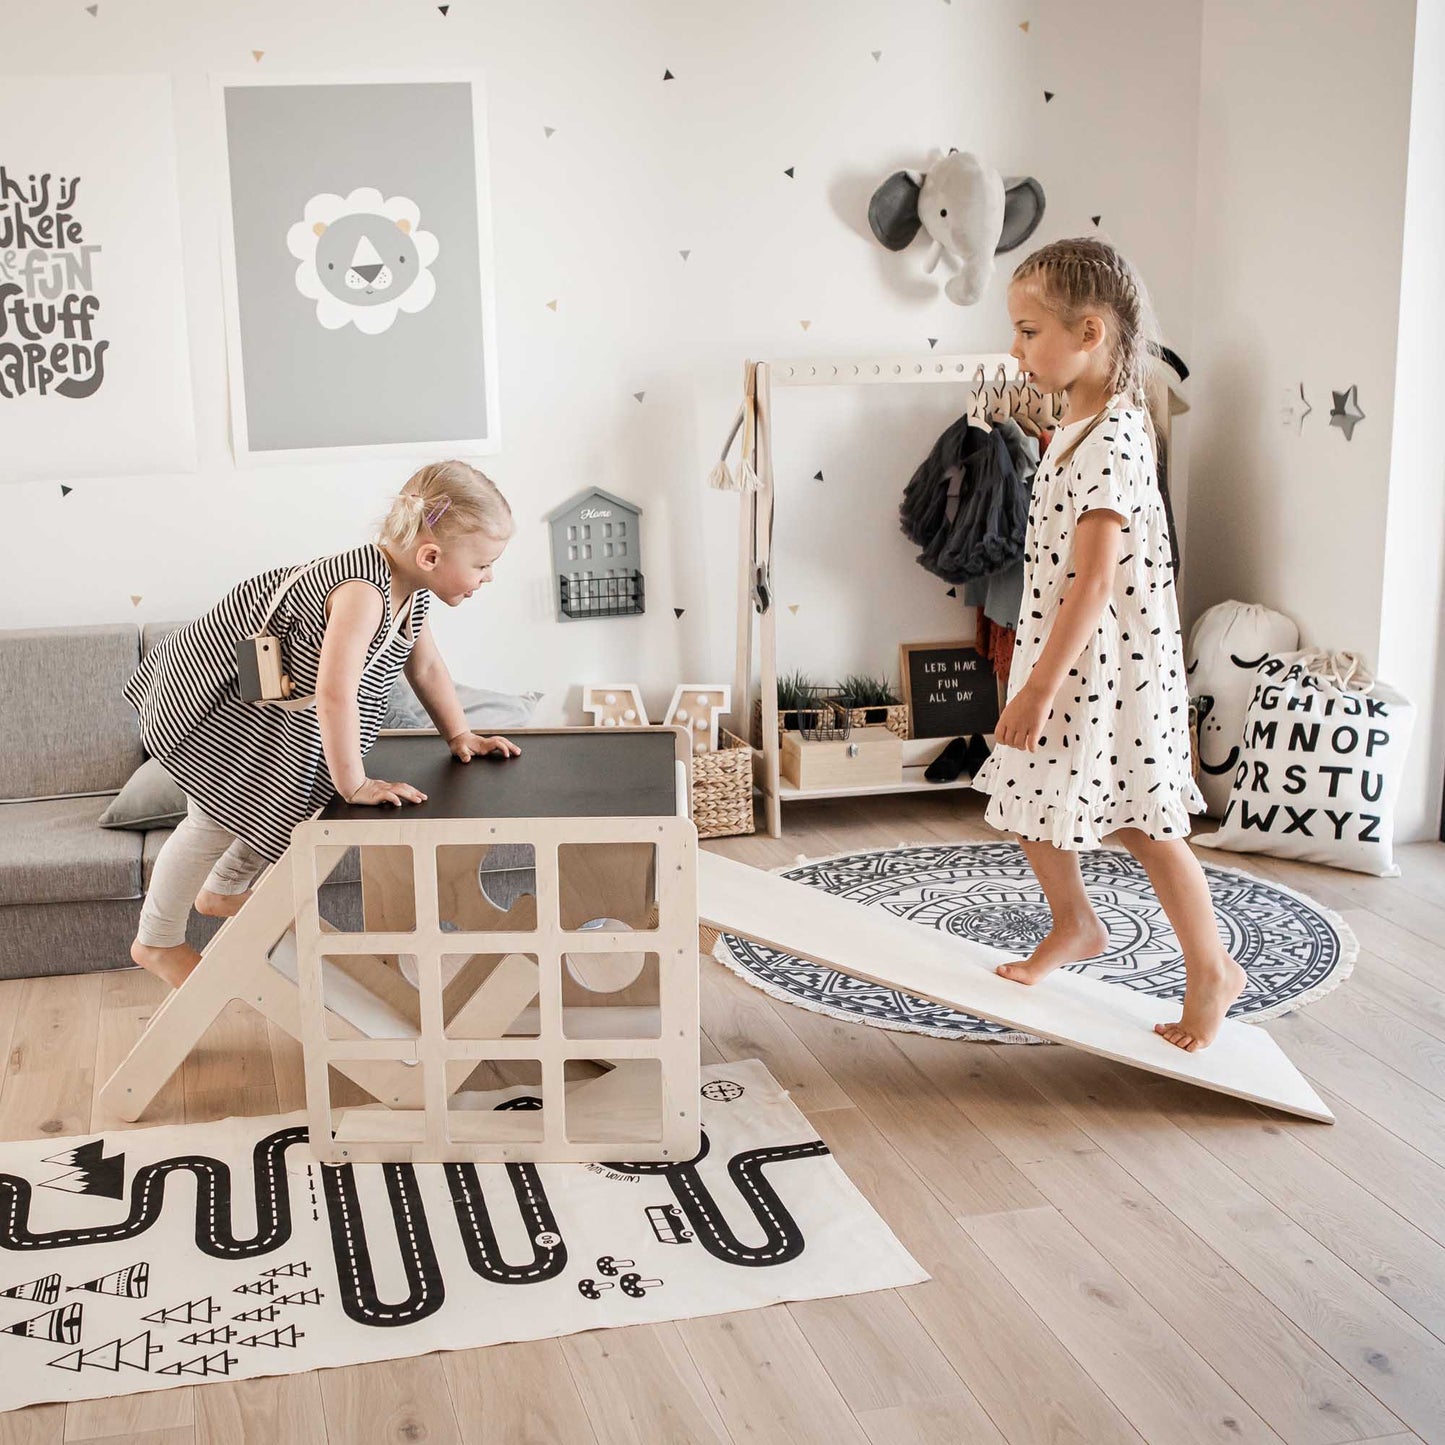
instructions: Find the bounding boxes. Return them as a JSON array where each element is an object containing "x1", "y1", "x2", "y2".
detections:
[{"x1": 287, "y1": 187, "x2": 438, "y2": 334}]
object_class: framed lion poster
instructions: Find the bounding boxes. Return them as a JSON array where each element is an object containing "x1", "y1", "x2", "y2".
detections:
[{"x1": 215, "y1": 73, "x2": 500, "y2": 464}]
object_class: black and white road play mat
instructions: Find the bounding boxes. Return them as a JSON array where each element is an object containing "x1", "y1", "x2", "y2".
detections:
[
  {"x1": 713, "y1": 843, "x2": 1356, "y2": 1043},
  {"x1": 0, "y1": 1061, "x2": 924, "y2": 1414}
]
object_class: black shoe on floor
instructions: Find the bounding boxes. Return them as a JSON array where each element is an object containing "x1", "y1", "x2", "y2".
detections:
[
  {"x1": 925, "y1": 736, "x2": 972, "y2": 783},
  {"x1": 962, "y1": 734, "x2": 992, "y2": 773}
]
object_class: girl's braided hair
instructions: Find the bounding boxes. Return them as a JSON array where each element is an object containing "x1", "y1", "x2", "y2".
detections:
[{"x1": 1012, "y1": 237, "x2": 1161, "y2": 466}]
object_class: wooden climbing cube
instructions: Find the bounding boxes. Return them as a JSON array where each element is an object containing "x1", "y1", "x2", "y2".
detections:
[{"x1": 290, "y1": 730, "x2": 701, "y2": 1165}]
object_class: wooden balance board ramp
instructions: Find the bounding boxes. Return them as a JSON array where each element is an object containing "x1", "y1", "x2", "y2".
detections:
[{"x1": 698, "y1": 853, "x2": 1333, "y2": 1124}]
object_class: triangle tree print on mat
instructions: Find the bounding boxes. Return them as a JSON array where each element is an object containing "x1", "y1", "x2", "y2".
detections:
[{"x1": 1, "y1": 1272, "x2": 62, "y2": 1304}]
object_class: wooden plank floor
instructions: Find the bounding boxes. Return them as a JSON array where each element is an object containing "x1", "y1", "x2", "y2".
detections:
[{"x1": 2, "y1": 789, "x2": 1442, "y2": 1444}]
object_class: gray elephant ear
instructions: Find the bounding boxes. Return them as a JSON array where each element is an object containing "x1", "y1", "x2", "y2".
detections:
[
  {"x1": 996, "y1": 176, "x2": 1046, "y2": 252},
  {"x1": 868, "y1": 171, "x2": 923, "y2": 250}
]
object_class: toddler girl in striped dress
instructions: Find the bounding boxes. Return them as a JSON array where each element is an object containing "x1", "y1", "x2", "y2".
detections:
[{"x1": 125, "y1": 460, "x2": 520, "y2": 987}]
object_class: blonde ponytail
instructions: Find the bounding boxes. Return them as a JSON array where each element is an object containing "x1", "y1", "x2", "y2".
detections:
[{"x1": 377, "y1": 460, "x2": 513, "y2": 552}]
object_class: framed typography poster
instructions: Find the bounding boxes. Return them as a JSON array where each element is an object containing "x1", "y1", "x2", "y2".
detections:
[
  {"x1": 0, "y1": 75, "x2": 195, "y2": 484},
  {"x1": 215, "y1": 72, "x2": 500, "y2": 464},
  {"x1": 900, "y1": 639, "x2": 1000, "y2": 739}
]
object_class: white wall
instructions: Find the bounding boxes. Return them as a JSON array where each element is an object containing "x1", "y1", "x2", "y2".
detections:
[
  {"x1": 0, "y1": 0, "x2": 1204, "y2": 730},
  {"x1": 1379, "y1": 0, "x2": 1445, "y2": 842},
  {"x1": 1186, "y1": 0, "x2": 1441, "y2": 838}
]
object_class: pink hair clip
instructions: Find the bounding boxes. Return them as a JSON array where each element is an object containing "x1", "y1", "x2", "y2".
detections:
[{"x1": 424, "y1": 497, "x2": 451, "y2": 529}]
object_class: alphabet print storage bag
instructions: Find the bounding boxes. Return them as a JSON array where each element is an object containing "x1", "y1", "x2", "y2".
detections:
[
  {"x1": 1186, "y1": 600, "x2": 1300, "y2": 817},
  {"x1": 1197, "y1": 651, "x2": 1414, "y2": 877}
]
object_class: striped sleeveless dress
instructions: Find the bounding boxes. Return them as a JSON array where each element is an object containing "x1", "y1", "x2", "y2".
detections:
[{"x1": 124, "y1": 544, "x2": 431, "y2": 862}]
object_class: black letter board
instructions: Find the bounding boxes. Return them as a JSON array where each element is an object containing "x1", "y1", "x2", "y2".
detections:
[{"x1": 900, "y1": 641, "x2": 1000, "y2": 739}]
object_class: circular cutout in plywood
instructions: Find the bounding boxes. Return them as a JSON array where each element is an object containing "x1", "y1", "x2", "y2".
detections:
[
  {"x1": 478, "y1": 843, "x2": 537, "y2": 911},
  {"x1": 565, "y1": 918, "x2": 647, "y2": 992}
]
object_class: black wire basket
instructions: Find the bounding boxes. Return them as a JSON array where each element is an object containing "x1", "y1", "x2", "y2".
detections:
[
  {"x1": 558, "y1": 570, "x2": 645, "y2": 620},
  {"x1": 796, "y1": 686, "x2": 852, "y2": 741}
]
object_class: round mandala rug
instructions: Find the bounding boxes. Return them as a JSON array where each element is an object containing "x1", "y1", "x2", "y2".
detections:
[{"x1": 711, "y1": 841, "x2": 1356, "y2": 1043}]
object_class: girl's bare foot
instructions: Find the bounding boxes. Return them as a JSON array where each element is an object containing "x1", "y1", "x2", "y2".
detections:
[
  {"x1": 996, "y1": 914, "x2": 1110, "y2": 984},
  {"x1": 1155, "y1": 951, "x2": 1247, "y2": 1051},
  {"x1": 130, "y1": 939, "x2": 202, "y2": 988},
  {"x1": 195, "y1": 887, "x2": 252, "y2": 919}
]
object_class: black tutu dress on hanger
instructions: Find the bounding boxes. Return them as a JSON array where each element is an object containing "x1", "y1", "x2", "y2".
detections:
[{"x1": 900, "y1": 417, "x2": 1028, "y2": 585}]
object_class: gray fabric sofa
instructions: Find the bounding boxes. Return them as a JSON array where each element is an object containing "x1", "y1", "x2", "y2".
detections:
[{"x1": 0, "y1": 622, "x2": 357, "y2": 981}]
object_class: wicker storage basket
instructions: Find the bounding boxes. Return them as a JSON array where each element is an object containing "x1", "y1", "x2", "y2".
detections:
[
  {"x1": 1188, "y1": 699, "x2": 1202, "y2": 785},
  {"x1": 753, "y1": 699, "x2": 910, "y2": 746},
  {"x1": 752, "y1": 699, "x2": 805, "y2": 747},
  {"x1": 844, "y1": 703, "x2": 909, "y2": 740},
  {"x1": 692, "y1": 729, "x2": 756, "y2": 838}
]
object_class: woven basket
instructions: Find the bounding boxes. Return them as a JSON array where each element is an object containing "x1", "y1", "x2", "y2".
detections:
[
  {"x1": 1188, "y1": 700, "x2": 1202, "y2": 785},
  {"x1": 844, "y1": 702, "x2": 909, "y2": 740},
  {"x1": 753, "y1": 699, "x2": 909, "y2": 745},
  {"x1": 751, "y1": 700, "x2": 811, "y2": 747},
  {"x1": 692, "y1": 728, "x2": 755, "y2": 838}
]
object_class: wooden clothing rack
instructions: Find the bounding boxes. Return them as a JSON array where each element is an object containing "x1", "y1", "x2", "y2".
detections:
[{"x1": 723, "y1": 351, "x2": 1180, "y2": 838}]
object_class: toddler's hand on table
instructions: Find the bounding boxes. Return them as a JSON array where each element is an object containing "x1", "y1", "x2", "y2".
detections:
[
  {"x1": 345, "y1": 778, "x2": 427, "y2": 807},
  {"x1": 448, "y1": 731, "x2": 522, "y2": 763}
]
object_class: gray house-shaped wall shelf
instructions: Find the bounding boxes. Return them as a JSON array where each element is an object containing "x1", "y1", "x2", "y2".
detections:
[{"x1": 546, "y1": 487, "x2": 645, "y2": 622}]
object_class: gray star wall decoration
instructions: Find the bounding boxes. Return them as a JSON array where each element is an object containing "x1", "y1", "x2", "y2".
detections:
[{"x1": 1328, "y1": 384, "x2": 1364, "y2": 441}]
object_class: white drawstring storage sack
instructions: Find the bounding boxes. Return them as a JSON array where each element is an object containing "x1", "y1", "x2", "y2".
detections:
[
  {"x1": 1196, "y1": 650, "x2": 1415, "y2": 877},
  {"x1": 1185, "y1": 601, "x2": 1300, "y2": 816}
]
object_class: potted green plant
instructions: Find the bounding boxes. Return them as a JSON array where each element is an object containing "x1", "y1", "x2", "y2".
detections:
[
  {"x1": 836, "y1": 672, "x2": 899, "y2": 725},
  {"x1": 776, "y1": 668, "x2": 817, "y2": 731}
]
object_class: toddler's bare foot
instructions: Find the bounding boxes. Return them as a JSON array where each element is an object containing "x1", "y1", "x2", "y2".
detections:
[
  {"x1": 130, "y1": 939, "x2": 202, "y2": 989},
  {"x1": 1155, "y1": 952, "x2": 1247, "y2": 1051},
  {"x1": 195, "y1": 887, "x2": 252, "y2": 919},
  {"x1": 996, "y1": 915, "x2": 1109, "y2": 985}
]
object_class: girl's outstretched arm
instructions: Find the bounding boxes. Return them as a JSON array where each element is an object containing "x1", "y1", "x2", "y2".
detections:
[
  {"x1": 404, "y1": 620, "x2": 521, "y2": 763},
  {"x1": 994, "y1": 511, "x2": 1123, "y2": 752},
  {"x1": 403, "y1": 619, "x2": 468, "y2": 741},
  {"x1": 318, "y1": 580, "x2": 427, "y2": 806}
]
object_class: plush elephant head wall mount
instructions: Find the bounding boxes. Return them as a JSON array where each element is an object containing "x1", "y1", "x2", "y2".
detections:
[{"x1": 869, "y1": 151, "x2": 1046, "y2": 305}]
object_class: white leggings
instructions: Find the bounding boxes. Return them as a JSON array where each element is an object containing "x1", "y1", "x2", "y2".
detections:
[{"x1": 136, "y1": 798, "x2": 269, "y2": 949}]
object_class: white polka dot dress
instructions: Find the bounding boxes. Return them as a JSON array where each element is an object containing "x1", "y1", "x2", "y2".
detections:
[{"x1": 971, "y1": 398, "x2": 1204, "y2": 849}]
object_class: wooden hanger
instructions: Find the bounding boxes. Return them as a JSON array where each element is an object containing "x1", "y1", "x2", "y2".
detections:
[
  {"x1": 1029, "y1": 379, "x2": 1055, "y2": 435},
  {"x1": 985, "y1": 363, "x2": 1015, "y2": 427},
  {"x1": 966, "y1": 364, "x2": 993, "y2": 432},
  {"x1": 1007, "y1": 371, "x2": 1044, "y2": 440},
  {"x1": 1032, "y1": 383, "x2": 1056, "y2": 438}
]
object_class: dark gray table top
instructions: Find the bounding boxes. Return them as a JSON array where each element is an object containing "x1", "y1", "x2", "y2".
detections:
[{"x1": 319, "y1": 730, "x2": 680, "y2": 822}]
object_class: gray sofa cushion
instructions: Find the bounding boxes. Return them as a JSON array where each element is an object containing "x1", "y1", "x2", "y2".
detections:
[
  {"x1": 0, "y1": 797, "x2": 142, "y2": 907},
  {"x1": 0, "y1": 898, "x2": 151, "y2": 980},
  {"x1": 384, "y1": 677, "x2": 543, "y2": 731},
  {"x1": 99, "y1": 759, "x2": 187, "y2": 831},
  {"x1": 0, "y1": 624, "x2": 143, "y2": 800}
]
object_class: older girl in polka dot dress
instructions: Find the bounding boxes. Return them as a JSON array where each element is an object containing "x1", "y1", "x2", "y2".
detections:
[{"x1": 972, "y1": 238, "x2": 1245, "y2": 1051}]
